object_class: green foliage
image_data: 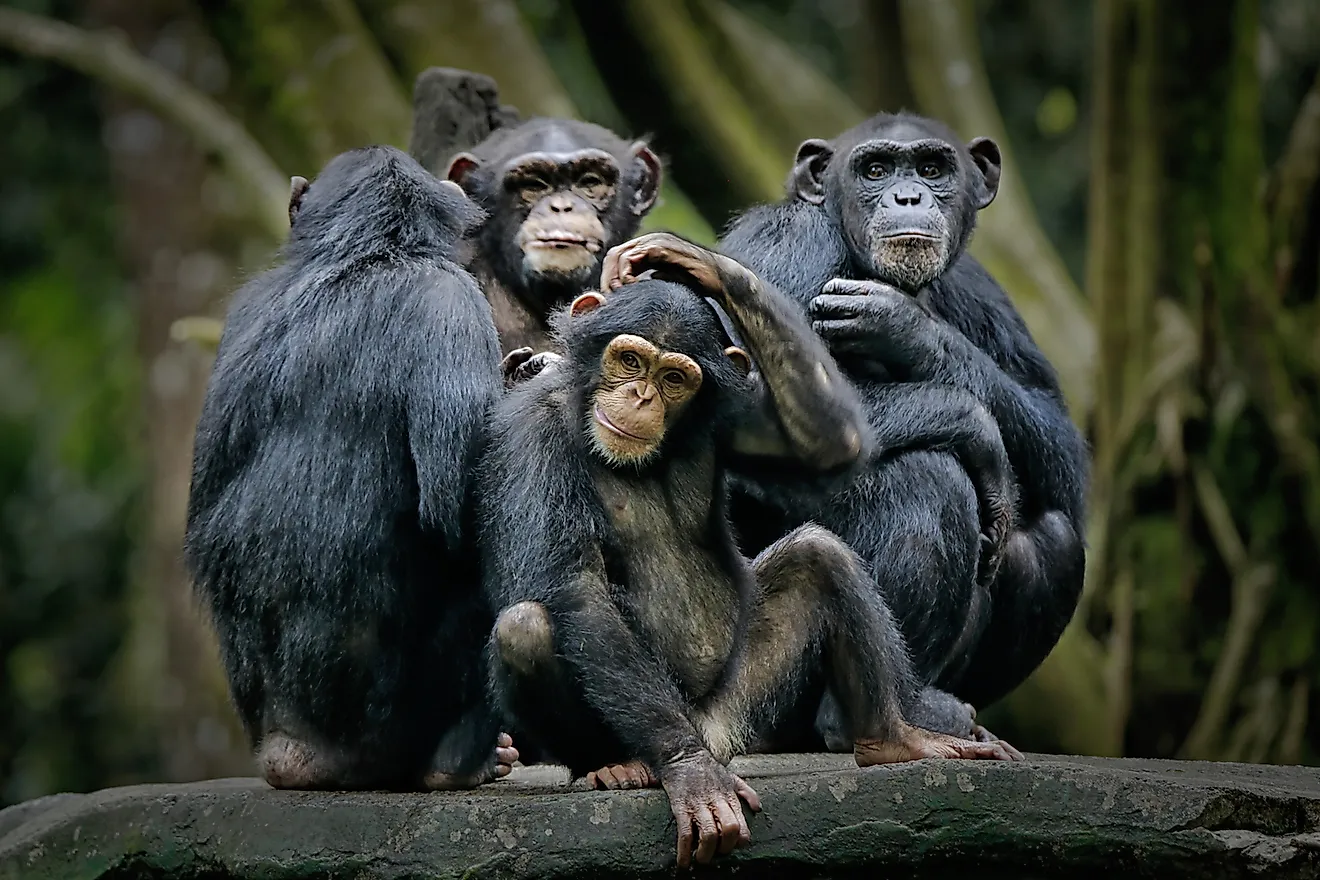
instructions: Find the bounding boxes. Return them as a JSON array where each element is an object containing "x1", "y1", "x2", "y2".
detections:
[{"x1": 0, "y1": 44, "x2": 145, "y2": 806}]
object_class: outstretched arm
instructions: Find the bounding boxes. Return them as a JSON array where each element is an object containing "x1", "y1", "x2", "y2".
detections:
[{"x1": 600, "y1": 232, "x2": 871, "y2": 472}]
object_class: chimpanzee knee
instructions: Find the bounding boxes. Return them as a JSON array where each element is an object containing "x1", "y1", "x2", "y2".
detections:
[{"x1": 494, "y1": 601, "x2": 555, "y2": 676}]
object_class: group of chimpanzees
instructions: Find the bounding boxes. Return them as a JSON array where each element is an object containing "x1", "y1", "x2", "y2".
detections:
[{"x1": 184, "y1": 85, "x2": 1087, "y2": 867}]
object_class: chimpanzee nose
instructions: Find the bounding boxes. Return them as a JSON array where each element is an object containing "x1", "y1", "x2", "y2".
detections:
[
  {"x1": 633, "y1": 383, "x2": 656, "y2": 405},
  {"x1": 548, "y1": 194, "x2": 575, "y2": 213},
  {"x1": 891, "y1": 186, "x2": 923, "y2": 207}
]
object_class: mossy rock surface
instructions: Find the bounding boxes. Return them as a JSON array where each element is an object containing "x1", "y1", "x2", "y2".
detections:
[{"x1": 3, "y1": 754, "x2": 1319, "y2": 879}]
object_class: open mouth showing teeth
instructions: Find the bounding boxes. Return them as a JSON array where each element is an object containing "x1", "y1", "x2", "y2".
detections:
[{"x1": 595, "y1": 406, "x2": 647, "y2": 441}]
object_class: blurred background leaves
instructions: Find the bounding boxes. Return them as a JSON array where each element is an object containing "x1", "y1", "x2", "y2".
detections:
[{"x1": 0, "y1": 0, "x2": 1317, "y2": 805}]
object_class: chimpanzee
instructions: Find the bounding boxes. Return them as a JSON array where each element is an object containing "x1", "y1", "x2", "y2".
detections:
[
  {"x1": 479, "y1": 232, "x2": 1019, "y2": 869},
  {"x1": 718, "y1": 112, "x2": 1089, "y2": 717},
  {"x1": 184, "y1": 145, "x2": 516, "y2": 791},
  {"x1": 444, "y1": 117, "x2": 662, "y2": 354}
]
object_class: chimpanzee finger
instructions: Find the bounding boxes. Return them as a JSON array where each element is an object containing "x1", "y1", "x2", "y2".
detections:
[
  {"x1": 732, "y1": 794, "x2": 752, "y2": 846},
  {"x1": 599, "y1": 245, "x2": 627, "y2": 292},
  {"x1": 822, "y1": 277, "x2": 892, "y2": 297},
  {"x1": 808, "y1": 293, "x2": 869, "y2": 320},
  {"x1": 693, "y1": 806, "x2": 720, "y2": 864},
  {"x1": 731, "y1": 773, "x2": 762, "y2": 812},
  {"x1": 713, "y1": 798, "x2": 742, "y2": 855},
  {"x1": 494, "y1": 745, "x2": 519, "y2": 765},
  {"x1": 675, "y1": 812, "x2": 695, "y2": 868},
  {"x1": 812, "y1": 321, "x2": 875, "y2": 355},
  {"x1": 500, "y1": 347, "x2": 533, "y2": 378}
]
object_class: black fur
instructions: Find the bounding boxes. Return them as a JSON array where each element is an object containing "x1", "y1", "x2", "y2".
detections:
[
  {"x1": 184, "y1": 145, "x2": 503, "y2": 787},
  {"x1": 720, "y1": 112, "x2": 1089, "y2": 709}
]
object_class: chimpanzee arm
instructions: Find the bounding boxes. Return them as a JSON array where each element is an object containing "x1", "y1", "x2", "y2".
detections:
[
  {"x1": 808, "y1": 279, "x2": 1086, "y2": 521},
  {"x1": 406, "y1": 267, "x2": 503, "y2": 551},
  {"x1": 599, "y1": 232, "x2": 871, "y2": 472},
  {"x1": 809, "y1": 278, "x2": 1088, "y2": 704},
  {"x1": 548, "y1": 565, "x2": 720, "y2": 770}
]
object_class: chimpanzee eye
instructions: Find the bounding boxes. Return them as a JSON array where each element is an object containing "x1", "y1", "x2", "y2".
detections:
[
  {"x1": 662, "y1": 369, "x2": 686, "y2": 387},
  {"x1": 917, "y1": 162, "x2": 943, "y2": 179},
  {"x1": 522, "y1": 177, "x2": 551, "y2": 196},
  {"x1": 864, "y1": 162, "x2": 888, "y2": 180},
  {"x1": 620, "y1": 351, "x2": 641, "y2": 369},
  {"x1": 578, "y1": 173, "x2": 604, "y2": 189}
]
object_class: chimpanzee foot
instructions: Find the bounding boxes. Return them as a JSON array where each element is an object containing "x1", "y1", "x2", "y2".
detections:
[
  {"x1": 586, "y1": 760, "x2": 659, "y2": 790},
  {"x1": 423, "y1": 732, "x2": 520, "y2": 790},
  {"x1": 854, "y1": 723, "x2": 1023, "y2": 766},
  {"x1": 258, "y1": 731, "x2": 343, "y2": 789}
]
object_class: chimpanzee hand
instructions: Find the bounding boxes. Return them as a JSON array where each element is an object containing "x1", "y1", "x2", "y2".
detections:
[
  {"x1": 500, "y1": 347, "x2": 563, "y2": 387},
  {"x1": 659, "y1": 751, "x2": 762, "y2": 868},
  {"x1": 808, "y1": 278, "x2": 941, "y2": 370},
  {"x1": 600, "y1": 232, "x2": 745, "y2": 299}
]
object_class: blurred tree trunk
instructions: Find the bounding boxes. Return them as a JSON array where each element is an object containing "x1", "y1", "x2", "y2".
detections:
[
  {"x1": 1084, "y1": 0, "x2": 1320, "y2": 762},
  {"x1": 85, "y1": 0, "x2": 252, "y2": 781}
]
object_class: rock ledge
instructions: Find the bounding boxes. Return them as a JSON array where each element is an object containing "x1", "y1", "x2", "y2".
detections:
[{"x1": 3, "y1": 754, "x2": 1319, "y2": 879}]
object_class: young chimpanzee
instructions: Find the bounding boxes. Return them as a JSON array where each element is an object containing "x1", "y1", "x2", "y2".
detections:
[
  {"x1": 445, "y1": 117, "x2": 662, "y2": 355},
  {"x1": 719, "y1": 113, "x2": 1089, "y2": 718},
  {"x1": 184, "y1": 145, "x2": 516, "y2": 791},
  {"x1": 478, "y1": 232, "x2": 1019, "y2": 869}
]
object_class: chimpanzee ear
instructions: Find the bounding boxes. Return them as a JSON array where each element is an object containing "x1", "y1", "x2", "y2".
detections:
[
  {"x1": 570, "y1": 292, "x2": 606, "y2": 317},
  {"x1": 788, "y1": 139, "x2": 832, "y2": 206},
  {"x1": 967, "y1": 137, "x2": 1001, "y2": 210},
  {"x1": 629, "y1": 143, "x2": 662, "y2": 216},
  {"x1": 288, "y1": 176, "x2": 310, "y2": 226},
  {"x1": 723, "y1": 346, "x2": 752, "y2": 376},
  {"x1": 445, "y1": 152, "x2": 481, "y2": 188}
]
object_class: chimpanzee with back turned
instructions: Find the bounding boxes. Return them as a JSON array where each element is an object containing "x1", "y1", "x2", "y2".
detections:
[
  {"x1": 443, "y1": 117, "x2": 662, "y2": 359},
  {"x1": 184, "y1": 145, "x2": 517, "y2": 791},
  {"x1": 479, "y1": 232, "x2": 1020, "y2": 869},
  {"x1": 718, "y1": 112, "x2": 1089, "y2": 732}
]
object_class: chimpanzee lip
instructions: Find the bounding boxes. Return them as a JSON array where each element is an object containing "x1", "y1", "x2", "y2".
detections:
[
  {"x1": 595, "y1": 405, "x2": 649, "y2": 442},
  {"x1": 881, "y1": 231, "x2": 940, "y2": 241},
  {"x1": 530, "y1": 232, "x2": 593, "y2": 246}
]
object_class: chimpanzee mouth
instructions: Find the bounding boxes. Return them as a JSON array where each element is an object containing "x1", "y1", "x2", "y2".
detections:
[
  {"x1": 881, "y1": 231, "x2": 941, "y2": 241},
  {"x1": 594, "y1": 406, "x2": 649, "y2": 442},
  {"x1": 528, "y1": 233, "x2": 603, "y2": 253}
]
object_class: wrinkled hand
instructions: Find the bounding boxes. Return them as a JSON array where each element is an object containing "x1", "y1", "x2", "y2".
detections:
[
  {"x1": 807, "y1": 278, "x2": 937, "y2": 362},
  {"x1": 660, "y1": 751, "x2": 762, "y2": 868},
  {"x1": 600, "y1": 232, "x2": 731, "y2": 297},
  {"x1": 500, "y1": 347, "x2": 562, "y2": 387}
]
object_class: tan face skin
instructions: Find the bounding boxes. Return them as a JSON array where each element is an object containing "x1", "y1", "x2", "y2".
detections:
[
  {"x1": 509, "y1": 153, "x2": 617, "y2": 275},
  {"x1": 591, "y1": 334, "x2": 703, "y2": 464}
]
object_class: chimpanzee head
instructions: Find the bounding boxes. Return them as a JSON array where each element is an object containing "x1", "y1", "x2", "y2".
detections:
[
  {"x1": 554, "y1": 280, "x2": 750, "y2": 468},
  {"x1": 446, "y1": 119, "x2": 662, "y2": 312},
  {"x1": 286, "y1": 144, "x2": 482, "y2": 264},
  {"x1": 787, "y1": 113, "x2": 1001, "y2": 291}
]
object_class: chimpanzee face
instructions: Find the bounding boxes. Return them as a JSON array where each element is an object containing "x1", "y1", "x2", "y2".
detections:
[
  {"x1": 788, "y1": 115, "x2": 1002, "y2": 291},
  {"x1": 446, "y1": 120, "x2": 661, "y2": 305},
  {"x1": 560, "y1": 284, "x2": 750, "y2": 468}
]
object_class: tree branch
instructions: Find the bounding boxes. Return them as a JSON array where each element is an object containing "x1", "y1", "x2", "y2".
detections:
[
  {"x1": 1268, "y1": 68, "x2": 1320, "y2": 278},
  {"x1": 622, "y1": 0, "x2": 786, "y2": 203},
  {"x1": 1178, "y1": 462, "x2": 1276, "y2": 760},
  {"x1": 0, "y1": 7, "x2": 287, "y2": 240}
]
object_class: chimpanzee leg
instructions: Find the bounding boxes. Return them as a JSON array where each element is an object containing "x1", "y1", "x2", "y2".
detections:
[
  {"x1": 699, "y1": 524, "x2": 1019, "y2": 765},
  {"x1": 815, "y1": 684, "x2": 979, "y2": 750},
  {"x1": 488, "y1": 601, "x2": 632, "y2": 778}
]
